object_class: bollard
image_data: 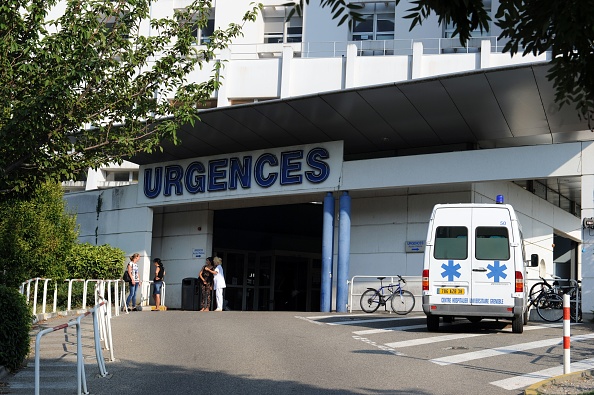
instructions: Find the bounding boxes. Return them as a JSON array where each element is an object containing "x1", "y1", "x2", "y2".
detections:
[{"x1": 563, "y1": 293, "x2": 570, "y2": 374}]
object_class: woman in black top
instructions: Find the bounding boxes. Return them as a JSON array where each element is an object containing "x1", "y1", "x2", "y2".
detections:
[
  {"x1": 198, "y1": 257, "x2": 216, "y2": 311},
  {"x1": 152, "y1": 258, "x2": 165, "y2": 310}
]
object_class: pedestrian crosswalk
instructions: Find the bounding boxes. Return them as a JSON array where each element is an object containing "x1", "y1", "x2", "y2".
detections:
[{"x1": 297, "y1": 313, "x2": 594, "y2": 391}]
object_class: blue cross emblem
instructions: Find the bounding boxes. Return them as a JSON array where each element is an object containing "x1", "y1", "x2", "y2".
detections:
[
  {"x1": 487, "y1": 261, "x2": 507, "y2": 282},
  {"x1": 441, "y1": 260, "x2": 461, "y2": 281}
]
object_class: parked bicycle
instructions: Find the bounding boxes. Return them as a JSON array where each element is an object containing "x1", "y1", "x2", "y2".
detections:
[
  {"x1": 534, "y1": 278, "x2": 582, "y2": 322},
  {"x1": 360, "y1": 275, "x2": 415, "y2": 314}
]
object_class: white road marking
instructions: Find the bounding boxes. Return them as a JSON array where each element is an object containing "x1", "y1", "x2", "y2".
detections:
[
  {"x1": 353, "y1": 324, "x2": 427, "y2": 335},
  {"x1": 385, "y1": 333, "x2": 488, "y2": 348},
  {"x1": 490, "y1": 357, "x2": 594, "y2": 390},
  {"x1": 431, "y1": 333, "x2": 594, "y2": 366}
]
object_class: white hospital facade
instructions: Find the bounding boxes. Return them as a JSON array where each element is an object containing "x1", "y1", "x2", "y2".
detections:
[{"x1": 62, "y1": 1, "x2": 594, "y2": 315}]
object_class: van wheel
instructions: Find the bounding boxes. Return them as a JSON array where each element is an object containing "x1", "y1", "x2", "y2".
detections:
[
  {"x1": 512, "y1": 314, "x2": 524, "y2": 334},
  {"x1": 523, "y1": 309, "x2": 529, "y2": 325},
  {"x1": 427, "y1": 316, "x2": 440, "y2": 332},
  {"x1": 468, "y1": 317, "x2": 482, "y2": 324}
]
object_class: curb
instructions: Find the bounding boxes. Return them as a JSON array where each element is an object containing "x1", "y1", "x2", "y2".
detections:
[{"x1": 524, "y1": 369, "x2": 594, "y2": 395}]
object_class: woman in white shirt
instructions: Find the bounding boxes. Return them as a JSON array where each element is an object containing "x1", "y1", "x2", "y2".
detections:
[
  {"x1": 212, "y1": 256, "x2": 226, "y2": 311},
  {"x1": 125, "y1": 253, "x2": 140, "y2": 310}
]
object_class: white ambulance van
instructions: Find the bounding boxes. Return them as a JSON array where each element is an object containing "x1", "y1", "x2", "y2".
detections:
[{"x1": 422, "y1": 196, "x2": 538, "y2": 333}]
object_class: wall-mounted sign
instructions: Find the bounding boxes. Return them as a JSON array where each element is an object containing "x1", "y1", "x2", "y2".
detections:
[
  {"x1": 137, "y1": 141, "x2": 344, "y2": 206},
  {"x1": 192, "y1": 248, "x2": 205, "y2": 258},
  {"x1": 405, "y1": 240, "x2": 425, "y2": 253}
]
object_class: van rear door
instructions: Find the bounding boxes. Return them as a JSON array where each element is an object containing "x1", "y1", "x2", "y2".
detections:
[
  {"x1": 470, "y1": 206, "x2": 514, "y2": 308},
  {"x1": 427, "y1": 207, "x2": 472, "y2": 306}
]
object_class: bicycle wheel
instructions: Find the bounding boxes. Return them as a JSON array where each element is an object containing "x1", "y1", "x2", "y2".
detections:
[
  {"x1": 570, "y1": 299, "x2": 582, "y2": 322},
  {"x1": 360, "y1": 289, "x2": 381, "y2": 313},
  {"x1": 390, "y1": 290, "x2": 415, "y2": 314},
  {"x1": 529, "y1": 281, "x2": 551, "y2": 306},
  {"x1": 536, "y1": 292, "x2": 564, "y2": 322}
]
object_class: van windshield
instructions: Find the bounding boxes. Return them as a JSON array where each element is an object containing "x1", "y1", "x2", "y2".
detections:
[
  {"x1": 434, "y1": 226, "x2": 468, "y2": 259},
  {"x1": 475, "y1": 227, "x2": 510, "y2": 260}
]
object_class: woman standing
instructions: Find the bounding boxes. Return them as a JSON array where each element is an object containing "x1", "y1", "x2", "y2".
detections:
[
  {"x1": 213, "y1": 256, "x2": 226, "y2": 311},
  {"x1": 125, "y1": 253, "x2": 140, "y2": 311},
  {"x1": 198, "y1": 257, "x2": 215, "y2": 311},
  {"x1": 152, "y1": 258, "x2": 165, "y2": 311}
]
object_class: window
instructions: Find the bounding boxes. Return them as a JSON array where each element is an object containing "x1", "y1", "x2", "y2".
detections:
[
  {"x1": 475, "y1": 227, "x2": 510, "y2": 260},
  {"x1": 352, "y1": 2, "x2": 395, "y2": 41},
  {"x1": 176, "y1": 8, "x2": 215, "y2": 45},
  {"x1": 443, "y1": 0, "x2": 491, "y2": 38},
  {"x1": 263, "y1": 6, "x2": 302, "y2": 43},
  {"x1": 434, "y1": 226, "x2": 468, "y2": 260}
]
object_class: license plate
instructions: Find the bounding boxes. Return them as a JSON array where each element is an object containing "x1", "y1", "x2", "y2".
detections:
[{"x1": 437, "y1": 288, "x2": 465, "y2": 295}]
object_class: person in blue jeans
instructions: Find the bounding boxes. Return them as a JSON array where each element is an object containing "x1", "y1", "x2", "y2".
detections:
[{"x1": 125, "y1": 253, "x2": 140, "y2": 310}]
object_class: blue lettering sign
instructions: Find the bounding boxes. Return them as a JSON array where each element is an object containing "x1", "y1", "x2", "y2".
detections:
[{"x1": 142, "y1": 147, "x2": 332, "y2": 199}]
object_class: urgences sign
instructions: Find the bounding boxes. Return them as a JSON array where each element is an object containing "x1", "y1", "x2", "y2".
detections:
[{"x1": 138, "y1": 141, "x2": 343, "y2": 204}]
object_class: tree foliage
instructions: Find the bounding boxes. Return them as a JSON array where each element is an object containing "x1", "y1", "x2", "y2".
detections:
[
  {"x1": 0, "y1": 285, "x2": 31, "y2": 372},
  {"x1": 0, "y1": 183, "x2": 78, "y2": 288},
  {"x1": 0, "y1": 0, "x2": 261, "y2": 198},
  {"x1": 294, "y1": 0, "x2": 594, "y2": 126},
  {"x1": 65, "y1": 243, "x2": 125, "y2": 280}
]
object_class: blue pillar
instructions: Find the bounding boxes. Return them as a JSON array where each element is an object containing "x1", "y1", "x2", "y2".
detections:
[
  {"x1": 336, "y1": 191, "x2": 351, "y2": 312},
  {"x1": 321, "y1": 192, "x2": 335, "y2": 312}
]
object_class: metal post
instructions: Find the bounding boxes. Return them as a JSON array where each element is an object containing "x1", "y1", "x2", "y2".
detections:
[
  {"x1": 321, "y1": 192, "x2": 335, "y2": 312},
  {"x1": 336, "y1": 191, "x2": 351, "y2": 312},
  {"x1": 563, "y1": 293, "x2": 571, "y2": 374}
]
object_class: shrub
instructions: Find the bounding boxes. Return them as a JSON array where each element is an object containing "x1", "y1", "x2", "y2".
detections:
[
  {"x1": 0, "y1": 285, "x2": 32, "y2": 372},
  {"x1": 0, "y1": 183, "x2": 78, "y2": 288}
]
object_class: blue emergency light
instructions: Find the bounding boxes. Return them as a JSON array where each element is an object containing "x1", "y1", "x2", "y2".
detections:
[{"x1": 496, "y1": 195, "x2": 504, "y2": 204}]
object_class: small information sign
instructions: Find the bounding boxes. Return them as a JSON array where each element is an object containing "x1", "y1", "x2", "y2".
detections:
[{"x1": 405, "y1": 240, "x2": 425, "y2": 253}]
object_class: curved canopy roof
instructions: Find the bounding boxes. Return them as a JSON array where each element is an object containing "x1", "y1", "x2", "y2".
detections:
[{"x1": 131, "y1": 62, "x2": 593, "y2": 207}]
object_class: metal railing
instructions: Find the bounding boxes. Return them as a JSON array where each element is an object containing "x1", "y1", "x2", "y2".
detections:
[
  {"x1": 226, "y1": 36, "x2": 528, "y2": 59},
  {"x1": 34, "y1": 298, "x2": 113, "y2": 395},
  {"x1": 349, "y1": 275, "x2": 422, "y2": 313},
  {"x1": 20, "y1": 277, "x2": 167, "y2": 319}
]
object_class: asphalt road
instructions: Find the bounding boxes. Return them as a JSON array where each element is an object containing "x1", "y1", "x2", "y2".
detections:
[{"x1": 20, "y1": 310, "x2": 594, "y2": 395}]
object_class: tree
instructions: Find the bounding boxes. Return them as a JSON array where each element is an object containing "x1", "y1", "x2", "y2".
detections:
[
  {"x1": 0, "y1": 0, "x2": 261, "y2": 197},
  {"x1": 294, "y1": 0, "x2": 594, "y2": 127},
  {"x1": 0, "y1": 183, "x2": 78, "y2": 288}
]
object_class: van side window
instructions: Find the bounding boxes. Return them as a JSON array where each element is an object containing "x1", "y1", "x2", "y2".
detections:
[
  {"x1": 434, "y1": 226, "x2": 468, "y2": 259},
  {"x1": 475, "y1": 227, "x2": 510, "y2": 260}
]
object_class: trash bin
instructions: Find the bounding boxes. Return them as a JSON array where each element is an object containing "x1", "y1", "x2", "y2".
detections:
[{"x1": 181, "y1": 277, "x2": 200, "y2": 311}]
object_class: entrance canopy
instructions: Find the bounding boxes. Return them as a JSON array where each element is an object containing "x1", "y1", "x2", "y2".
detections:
[{"x1": 131, "y1": 62, "x2": 593, "y2": 206}]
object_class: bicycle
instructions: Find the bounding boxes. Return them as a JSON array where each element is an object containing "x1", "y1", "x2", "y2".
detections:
[
  {"x1": 360, "y1": 275, "x2": 415, "y2": 314},
  {"x1": 536, "y1": 279, "x2": 582, "y2": 322}
]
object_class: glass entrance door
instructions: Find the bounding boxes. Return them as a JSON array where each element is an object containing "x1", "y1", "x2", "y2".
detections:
[{"x1": 215, "y1": 250, "x2": 320, "y2": 311}]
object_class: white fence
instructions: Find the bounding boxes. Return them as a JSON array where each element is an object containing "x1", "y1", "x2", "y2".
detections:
[{"x1": 20, "y1": 277, "x2": 167, "y2": 320}]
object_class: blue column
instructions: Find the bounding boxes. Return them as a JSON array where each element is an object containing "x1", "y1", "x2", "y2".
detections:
[
  {"x1": 321, "y1": 192, "x2": 335, "y2": 312},
  {"x1": 336, "y1": 191, "x2": 351, "y2": 312}
]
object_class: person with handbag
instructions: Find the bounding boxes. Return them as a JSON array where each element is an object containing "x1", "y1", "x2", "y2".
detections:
[
  {"x1": 125, "y1": 253, "x2": 140, "y2": 311},
  {"x1": 198, "y1": 257, "x2": 215, "y2": 311}
]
